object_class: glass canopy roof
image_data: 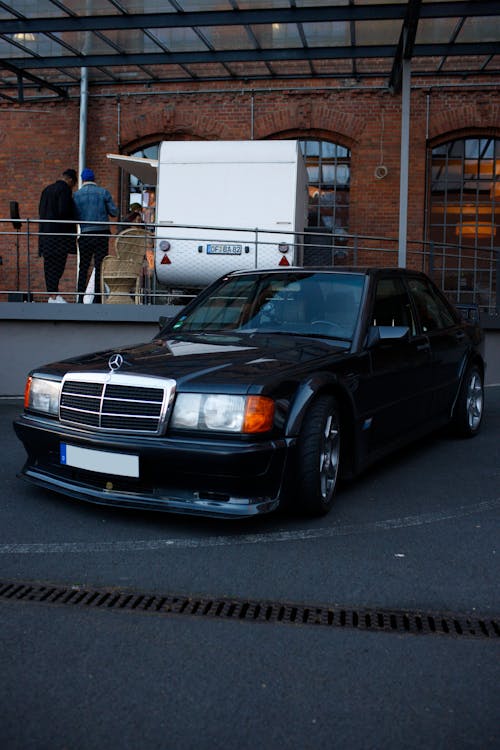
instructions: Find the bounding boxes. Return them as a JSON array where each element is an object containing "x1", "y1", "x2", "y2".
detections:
[{"x1": 0, "y1": 1, "x2": 498, "y2": 101}]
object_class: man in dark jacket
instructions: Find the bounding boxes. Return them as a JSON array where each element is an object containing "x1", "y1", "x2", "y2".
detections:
[{"x1": 38, "y1": 168, "x2": 78, "y2": 302}]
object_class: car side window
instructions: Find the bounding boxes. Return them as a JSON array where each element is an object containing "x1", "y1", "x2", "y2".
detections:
[
  {"x1": 372, "y1": 278, "x2": 416, "y2": 334},
  {"x1": 408, "y1": 278, "x2": 456, "y2": 332}
]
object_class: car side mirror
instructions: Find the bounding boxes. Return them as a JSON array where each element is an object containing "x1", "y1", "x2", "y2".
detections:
[
  {"x1": 158, "y1": 315, "x2": 168, "y2": 330},
  {"x1": 455, "y1": 304, "x2": 479, "y2": 323},
  {"x1": 367, "y1": 325, "x2": 410, "y2": 348}
]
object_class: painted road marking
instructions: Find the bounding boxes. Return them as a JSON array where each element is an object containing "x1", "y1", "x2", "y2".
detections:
[{"x1": 0, "y1": 498, "x2": 498, "y2": 555}]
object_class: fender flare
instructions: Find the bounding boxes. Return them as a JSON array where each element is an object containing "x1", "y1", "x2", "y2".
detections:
[
  {"x1": 285, "y1": 372, "x2": 357, "y2": 436},
  {"x1": 284, "y1": 373, "x2": 360, "y2": 478},
  {"x1": 450, "y1": 351, "x2": 485, "y2": 419}
]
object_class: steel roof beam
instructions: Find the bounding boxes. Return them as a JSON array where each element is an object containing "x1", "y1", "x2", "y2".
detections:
[
  {"x1": 9, "y1": 41, "x2": 499, "y2": 71},
  {"x1": 0, "y1": 2, "x2": 496, "y2": 35},
  {"x1": 0, "y1": 7, "x2": 407, "y2": 35},
  {"x1": 389, "y1": 0, "x2": 422, "y2": 94},
  {"x1": 0, "y1": 87, "x2": 17, "y2": 102},
  {"x1": 0, "y1": 58, "x2": 68, "y2": 98}
]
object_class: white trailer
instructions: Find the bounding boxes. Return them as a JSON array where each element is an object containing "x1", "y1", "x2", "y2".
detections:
[{"x1": 108, "y1": 140, "x2": 308, "y2": 289}]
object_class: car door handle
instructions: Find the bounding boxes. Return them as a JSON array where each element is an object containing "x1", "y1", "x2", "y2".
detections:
[
  {"x1": 455, "y1": 331, "x2": 465, "y2": 341},
  {"x1": 416, "y1": 342, "x2": 431, "y2": 351}
]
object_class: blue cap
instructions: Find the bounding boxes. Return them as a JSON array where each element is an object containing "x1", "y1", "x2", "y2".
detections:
[{"x1": 81, "y1": 168, "x2": 95, "y2": 182}]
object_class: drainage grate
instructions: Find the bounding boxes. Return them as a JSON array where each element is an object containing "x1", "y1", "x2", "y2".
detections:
[{"x1": 1, "y1": 580, "x2": 498, "y2": 641}]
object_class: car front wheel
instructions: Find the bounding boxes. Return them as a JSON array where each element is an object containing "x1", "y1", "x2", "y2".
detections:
[
  {"x1": 452, "y1": 364, "x2": 484, "y2": 438},
  {"x1": 294, "y1": 394, "x2": 341, "y2": 516}
]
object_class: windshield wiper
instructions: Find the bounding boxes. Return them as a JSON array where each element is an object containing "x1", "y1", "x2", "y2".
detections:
[
  {"x1": 292, "y1": 331, "x2": 351, "y2": 343},
  {"x1": 237, "y1": 328, "x2": 351, "y2": 342}
]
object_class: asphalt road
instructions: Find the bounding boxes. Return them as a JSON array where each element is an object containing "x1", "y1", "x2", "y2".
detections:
[{"x1": 1, "y1": 389, "x2": 499, "y2": 750}]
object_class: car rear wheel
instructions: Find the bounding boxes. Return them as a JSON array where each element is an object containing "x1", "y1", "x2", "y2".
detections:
[
  {"x1": 294, "y1": 394, "x2": 340, "y2": 516},
  {"x1": 452, "y1": 364, "x2": 484, "y2": 437}
]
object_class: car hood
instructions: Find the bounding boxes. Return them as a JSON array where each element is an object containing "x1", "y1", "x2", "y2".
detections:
[{"x1": 34, "y1": 332, "x2": 350, "y2": 392}]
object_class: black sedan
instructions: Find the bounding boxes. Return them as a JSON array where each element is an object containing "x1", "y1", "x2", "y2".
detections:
[{"x1": 14, "y1": 268, "x2": 485, "y2": 519}]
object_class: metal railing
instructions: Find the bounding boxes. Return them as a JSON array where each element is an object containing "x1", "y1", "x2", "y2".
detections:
[{"x1": 0, "y1": 218, "x2": 498, "y2": 314}]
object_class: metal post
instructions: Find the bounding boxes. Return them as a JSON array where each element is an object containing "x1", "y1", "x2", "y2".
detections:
[
  {"x1": 250, "y1": 90, "x2": 255, "y2": 140},
  {"x1": 428, "y1": 241, "x2": 434, "y2": 278},
  {"x1": 77, "y1": 68, "x2": 89, "y2": 301},
  {"x1": 496, "y1": 248, "x2": 499, "y2": 314},
  {"x1": 26, "y1": 219, "x2": 31, "y2": 300},
  {"x1": 78, "y1": 68, "x2": 89, "y2": 182},
  {"x1": 17, "y1": 73, "x2": 24, "y2": 104},
  {"x1": 398, "y1": 59, "x2": 411, "y2": 268}
]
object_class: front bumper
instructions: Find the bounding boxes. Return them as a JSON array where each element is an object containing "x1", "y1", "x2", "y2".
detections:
[{"x1": 14, "y1": 413, "x2": 293, "y2": 519}]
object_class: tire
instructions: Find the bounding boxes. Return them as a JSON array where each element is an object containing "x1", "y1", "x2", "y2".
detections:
[
  {"x1": 451, "y1": 364, "x2": 484, "y2": 438},
  {"x1": 294, "y1": 394, "x2": 341, "y2": 516}
]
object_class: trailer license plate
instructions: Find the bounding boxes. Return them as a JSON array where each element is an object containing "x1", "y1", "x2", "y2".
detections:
[
  {"x1": 60, "y1": 443, "x2": 139, "y2": 478},
  {"x1": 207, "y1": 244, "x2": 242, "y2": 255}
]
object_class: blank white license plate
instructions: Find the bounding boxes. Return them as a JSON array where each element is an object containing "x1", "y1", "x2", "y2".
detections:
[{"x1": 60, "y1": 443, "x2": 139, "y2": 478}]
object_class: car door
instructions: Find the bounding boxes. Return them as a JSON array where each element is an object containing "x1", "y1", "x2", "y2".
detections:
[
  {"x1": 360, "y1": 275, "x2": 433, "y2": 452},
  {"x1": 406, "y1": 276, "x2": 469, "y2": 420}
]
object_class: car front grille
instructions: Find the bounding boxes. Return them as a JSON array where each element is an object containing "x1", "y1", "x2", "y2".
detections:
[{"x1": 60, "y1": 372, "x2": 176, "y2": 435}]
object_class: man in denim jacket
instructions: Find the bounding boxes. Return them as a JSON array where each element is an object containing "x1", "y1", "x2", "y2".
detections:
[{"x1": 74, "y1": 168, "x2": 118, "y2": 303}]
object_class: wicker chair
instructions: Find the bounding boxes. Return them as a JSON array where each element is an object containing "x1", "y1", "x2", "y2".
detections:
[{"x1": 101, "y1": 227, "x2": 153, "y2": 304}]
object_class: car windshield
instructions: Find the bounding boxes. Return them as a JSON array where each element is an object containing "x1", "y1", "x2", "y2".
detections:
[{"x1": 170, "y1": 271, "x2": 365, "y2": 341}]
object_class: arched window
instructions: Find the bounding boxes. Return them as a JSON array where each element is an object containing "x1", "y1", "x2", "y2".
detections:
[
  {"x1": 299, "y1": 139, "x2": 351, "y2": 265},
  {"x1": 127, "y1": 143, "x2": 160, "y2": 223},
  {"x1": 299, "y1": 139, "x2": 350, "y2": 231},
  {"x1": 428, "y1": 137, "x2": 499, "y2": 310}
]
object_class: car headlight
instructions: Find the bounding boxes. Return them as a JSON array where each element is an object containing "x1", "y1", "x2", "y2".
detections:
[
  {"x1": 24, "y1": 376, "x2": 61, "y2": 416},
  {"x1": 171, "y1": 393, "x2": 274, "y2": 433}
]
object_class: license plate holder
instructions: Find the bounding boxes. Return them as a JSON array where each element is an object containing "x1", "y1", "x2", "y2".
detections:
[{"x1": 60, "y1": 443, "x2": 139, "y2": 478}]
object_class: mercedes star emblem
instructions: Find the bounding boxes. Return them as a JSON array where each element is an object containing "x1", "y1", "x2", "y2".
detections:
[{"x1": 108, "y1": 353, "x2": 124, "y2": 371}]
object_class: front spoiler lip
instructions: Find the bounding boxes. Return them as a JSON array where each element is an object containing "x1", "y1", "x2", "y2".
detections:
[{"x1": 19, "y1": 466, "x2": 280, "y2": 519}]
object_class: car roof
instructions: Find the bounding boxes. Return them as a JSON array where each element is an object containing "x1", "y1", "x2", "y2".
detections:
[{"x1": 226, "y1": 266, "x2": 427, "y2": 279}]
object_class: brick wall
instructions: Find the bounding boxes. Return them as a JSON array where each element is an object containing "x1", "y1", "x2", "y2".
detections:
[{"x1": 0, "y1": 79, "x2": 498, "y2": 295}]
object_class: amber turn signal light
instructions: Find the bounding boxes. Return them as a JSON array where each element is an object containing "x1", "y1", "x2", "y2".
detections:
[
  {"x1": 24, "y1": 376, "x2": 32, "y2": 409},
  {"x1": 242, "y1": 396, "x2": 275, "y2": 433}
]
